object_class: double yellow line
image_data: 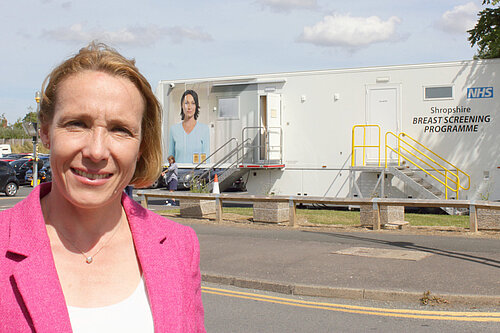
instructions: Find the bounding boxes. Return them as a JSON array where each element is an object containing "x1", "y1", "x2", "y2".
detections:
[
  {"x1": 0, "y1": 196, "x2": 26, "y2": 200},
  {"x1": 202, "y1": 286, "x2": 500, "y2": 322}
]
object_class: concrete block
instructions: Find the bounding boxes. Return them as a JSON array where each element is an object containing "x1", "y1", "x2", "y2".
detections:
[
  {"x1": 180, "y1": 199, "x2": 215, "y2": 217},
  {"x1": 360, "y1": 205, "x2": 376, "y2": 226},
  {"x1": 360, "y1": 205, "x2": 405, "y2": 226},
  {"x1": 477, "y1": 208, "x2": 500, "y2": 230},
  {"x1": 253, "y1": 201, "x2": 289, "y2": 223}
]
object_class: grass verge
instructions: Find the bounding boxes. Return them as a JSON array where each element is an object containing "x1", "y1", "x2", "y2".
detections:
[{"x1": 159, "y1": 206, "x2": 469, "y2": 228}]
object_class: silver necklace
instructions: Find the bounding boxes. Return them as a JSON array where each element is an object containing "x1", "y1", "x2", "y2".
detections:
[{"x1": 58, "y1": 219, "x2": 122, "y2": 264}]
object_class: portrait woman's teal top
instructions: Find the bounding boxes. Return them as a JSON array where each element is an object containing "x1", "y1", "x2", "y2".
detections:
[{"x1": 168, "y1": 122, "x2": 210, "y2": 163}]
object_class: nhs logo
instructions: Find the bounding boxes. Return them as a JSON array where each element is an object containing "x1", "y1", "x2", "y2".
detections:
[{"x1": 467, "y1": 87, "x2": 494, "y2": 99}]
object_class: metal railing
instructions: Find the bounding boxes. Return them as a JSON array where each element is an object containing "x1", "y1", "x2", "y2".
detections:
[
  {"x1": 351, "y1": 124, "x2": 381, "y2": 167},
  {"x1": 188, "y1": 126, "x2": 283, "y2": 190},
  {"x1": 194, "y1": 137, "x2": 239, "y2": 170},
  {"x1": 190, "y1": 137, "x2": 245, "y2": 189},
  {"x1": 385, "y1": 131, "x2": 470, "y2": 199}
]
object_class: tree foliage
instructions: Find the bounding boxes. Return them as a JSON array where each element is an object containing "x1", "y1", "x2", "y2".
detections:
[
  {"x1": 468, "y1": 0, "x2": 500, "y2": 59},
  {"x1": 22, "y1": 111, "x2": 38, "y2": 124},
  {"x1": 0, "y1": 109, "x2": 39, "y2": 139}
]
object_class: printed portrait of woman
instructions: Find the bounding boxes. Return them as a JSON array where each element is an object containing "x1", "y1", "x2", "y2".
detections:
[{"x1": 168, "y1": 90, "x2": 210, "y2": 164}]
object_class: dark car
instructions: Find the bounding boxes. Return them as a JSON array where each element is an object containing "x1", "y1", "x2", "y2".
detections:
[
  {"x1": 9, "y1": 158, "x2": 30, "y2": 183},
  {"x1": 0, "y1": 161, "x2": 19, "y2": 196},
  {"x1": 10, "y1": 158, "x2": 44, "y2": 185},
  {"x1": 177, "y1": 168, "x2": 209, "y2": 190},
  {"x1": 148, "y1": 166, "x2": 168, "y2": 189},
  {"x1": 147, "y1": 167, "x2": 246, "y2": 192},
  {"x1": 146, "y1": 167, "x2": 207, "y2": 190},
  {"x1": 0, "y1": 153, "x2": 31, "y2": 162},
  {"x1": 25, "y1": 157, "x2": 51, "y2": 184}
]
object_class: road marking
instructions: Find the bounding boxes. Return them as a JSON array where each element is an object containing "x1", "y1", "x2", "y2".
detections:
[
  {"x1": 0, "y1": 196, "x2": 27, "y2": 200},
  {"x1": 201, "y1": 286, "x2": 500, "y2": 322}
]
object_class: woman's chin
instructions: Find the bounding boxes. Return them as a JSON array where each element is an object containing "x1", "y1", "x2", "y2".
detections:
[
  {"x1": 69, "y1": 191, "x2": 121, "y2": 210},
  {"x1": 52, "y1": 179, "x2": 124, "y2": 210}
]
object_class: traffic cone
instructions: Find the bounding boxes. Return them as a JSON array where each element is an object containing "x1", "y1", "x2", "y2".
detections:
[{"x1": 213, "y1": 174, "x2": 220, "y2": 194}]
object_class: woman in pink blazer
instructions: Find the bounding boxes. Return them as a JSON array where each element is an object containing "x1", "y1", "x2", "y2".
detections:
[{"x1": 0, "y1": 42, "x2": 205, "y2": 332}]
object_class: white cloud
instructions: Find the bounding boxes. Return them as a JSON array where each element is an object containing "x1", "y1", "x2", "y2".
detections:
[
  {"x1": 437, "y1": 2, "x2": 479, "y2": 34},
  {"x1": 257, "y1": 0, "x2": 318, "y2": 12},
  {"x1": 298, "y1": 13, "x2": 402, "y2": 49},
  {"x1": 162, "y1": 26, "x2": 214, "y2": 44},
  {"x1": 43, "y1": 24, "x2": 213, "y2": 46}
]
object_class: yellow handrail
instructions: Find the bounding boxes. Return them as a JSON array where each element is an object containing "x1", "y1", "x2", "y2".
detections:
[
  {"x1": 397, "y1": 132, "x2": 469, "y2": 191},
  {"x1": 384, "y1": 131, "x2": 471, "y2": 199},
  {"x1": 351, "y1": 125, "x2": 381, "y2": 167}
]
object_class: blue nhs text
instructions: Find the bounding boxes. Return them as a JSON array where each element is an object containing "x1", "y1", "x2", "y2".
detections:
[{"x1": 467, "y1": 87, "x2": 493, "y2": 99}]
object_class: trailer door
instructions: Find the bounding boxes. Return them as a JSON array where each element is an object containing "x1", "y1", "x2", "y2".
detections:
[
  {"x1": 366, "y1": 85, "x2": 401, "y2": 163},
  {"x1": 259, "y1": 93, "x2": 282, "y2": 162},
  {"x1": 265, "y1": 93, "x2": 282, "y2": 161}
]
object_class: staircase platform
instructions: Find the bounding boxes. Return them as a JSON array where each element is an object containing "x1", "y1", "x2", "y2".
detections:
[{"x1": 238, "y1": 163, "x2": 285, "y2": 169}]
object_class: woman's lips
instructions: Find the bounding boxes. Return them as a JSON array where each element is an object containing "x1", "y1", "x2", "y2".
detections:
[{"x1": 71, "y1": 168, "x2": 112, "y2": 180}]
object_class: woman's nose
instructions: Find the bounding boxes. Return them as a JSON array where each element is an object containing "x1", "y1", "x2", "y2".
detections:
[{"x1": 84, "y1": 128, "x2": 110, "y2": 162}]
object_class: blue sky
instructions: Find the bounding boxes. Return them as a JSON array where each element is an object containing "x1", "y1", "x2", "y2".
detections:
[{"x1": 0, "y1": 0, "x2": 484, "y2": 123}]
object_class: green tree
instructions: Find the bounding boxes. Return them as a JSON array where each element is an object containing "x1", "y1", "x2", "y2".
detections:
[
  {"x1": 2, "y1": 108, "x2": 39, "y2": 139},
  {"x1": 22, "y1": 111, "x2": 38, "y2": 124},
  {"x1": 468, "y1": 0, "x2": 500, "y2": 59}
]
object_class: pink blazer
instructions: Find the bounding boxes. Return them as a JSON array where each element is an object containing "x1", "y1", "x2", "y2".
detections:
[{"x1": 0, "y1": 183, "x2": 205, "y2": 332}]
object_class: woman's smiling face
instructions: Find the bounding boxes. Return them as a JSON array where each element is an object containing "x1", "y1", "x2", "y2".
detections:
[
  {"x1": 182, "y1": 93, "x2": 197, "y2": 120},
  {"x1": 40, "y1": 70, "x2": 144, "y2": 209}
]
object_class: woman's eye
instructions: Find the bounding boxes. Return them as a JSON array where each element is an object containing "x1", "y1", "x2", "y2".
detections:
[
  {"x1": 66, "y1": 120, "x2": 85, "y2": 128},
  {"x1": 113, "y1": 127, "x2": 133, "y2": 136}
]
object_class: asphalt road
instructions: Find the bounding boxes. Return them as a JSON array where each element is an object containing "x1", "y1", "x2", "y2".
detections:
[
  {"x1": 202, "y1": 282, "x2": 500, "y2": 332},
  {"x1": 0, "y1": 184, "x2": 31, "y2": 209}
]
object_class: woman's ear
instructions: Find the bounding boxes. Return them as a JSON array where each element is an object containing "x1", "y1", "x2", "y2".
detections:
[{"x1": 39, "y1": 124, "x2": 50, "y2": 149}]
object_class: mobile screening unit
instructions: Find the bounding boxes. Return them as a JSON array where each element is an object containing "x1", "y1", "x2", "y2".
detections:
[{"x1": 156, "y1": 59, "x2": 499, "y2": 202}]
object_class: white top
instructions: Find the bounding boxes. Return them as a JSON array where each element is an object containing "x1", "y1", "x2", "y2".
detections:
[{"x1": 67, "y1": 279, "x2": 154, "y2": 332}]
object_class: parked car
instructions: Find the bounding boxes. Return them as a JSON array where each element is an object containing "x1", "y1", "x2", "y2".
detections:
[
  {"x1": 176, "y1": 168, "x2": 246, "y2": 191},
  {"x1": 177, "y1": 168, "x2": 211, "y2": 190},
  {"x1": 145, "y1": 167, "x2": 208, "y2": 190},
  {"x1": 0, "y1": 161, "x2": 19, "y2": 196},
  {"x1": 148, "y1": 166, "x2": 168, "y2": 189},
  {"x1": 10, "y1": 157, "x2": 45, "y2": 185},
  {"x1": 9, "y1": 158, "x2": 30, "y2": 184},
  {"x1": 145, "y1": 167, "x2": 246, "y2": 192},
  {"x1": 25, "y1": 157, "x2": 51, "y2": 184},
  {"x1": 0, "y1": 153, "x2": 31, "y2": 162}
]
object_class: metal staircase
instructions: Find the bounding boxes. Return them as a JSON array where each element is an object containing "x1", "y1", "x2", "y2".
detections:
[
  {"x1": 189, "y1": 126, "x2": 283, "y2": 192},
  {"x1": 188, "y1": 138, "x2": 248, "y2": 192},
  {"x1": 350, "y1": 125, "x2": 470, "y2": 211},
  {"x1": 388, "y1": 167, "x2": 444, "y2": 199}
]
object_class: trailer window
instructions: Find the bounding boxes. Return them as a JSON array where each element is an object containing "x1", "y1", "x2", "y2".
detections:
[
  {"x1": 424, "y1": 86, "x2": 453, "y2": 100},
  {"x1": 218, "y1": 97, "x2": 239, "y2": 119}
]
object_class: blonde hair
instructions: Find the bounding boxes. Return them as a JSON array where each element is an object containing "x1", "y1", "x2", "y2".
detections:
[{"x1": 40, "y1": 41, "x2": 162, "y2": 188}]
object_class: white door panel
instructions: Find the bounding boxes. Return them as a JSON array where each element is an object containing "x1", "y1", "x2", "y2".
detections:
[{"x1": 366, "y1": 85, "x2": 401, "y2": 164}]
